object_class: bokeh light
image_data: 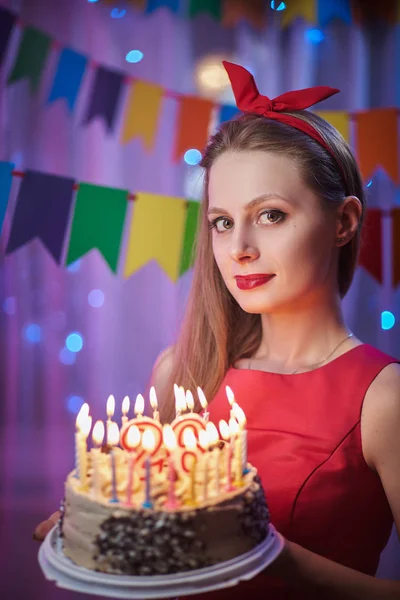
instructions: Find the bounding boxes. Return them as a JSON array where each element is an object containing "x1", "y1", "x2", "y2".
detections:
[
  {"x1": 66, "y1": 395, "x2": 85, "y2": 414},
  {"x1": 126, "y1": 50, "x2": 144, "y2": 63},
  {"x1": 184, "y1": 149, "x2": 202, "y2": 166},
  {"x1": 88, "y1": 289, "x2": 105, "y2": 308},
  {"x1": 306, "y1": 29, "x2": 324, "y2": 43},
  {"x1": 59, "y1": 347, "x2": 77, "y2": 365},
  {"x1": 111, "y1": 8, "x2": 126, "y2": 18},
  {"x1": 24, "y1": 323, "x2": 42, "y2": 343},
  {"x1": 2, "y1": 297, "x2": 16, "y2": 315},
  {"x1": 381, "y1": 311, "x2": 395, "y2": 331},
  {"x1": 270, "y1": 1, "x2": 286, "y2": 10},
  {"x1": 195, "y1": 54, "x2": 231, "y2": 96},
  {"x1": 66, "y1": 332, "x2": 84, "y2": 352}
]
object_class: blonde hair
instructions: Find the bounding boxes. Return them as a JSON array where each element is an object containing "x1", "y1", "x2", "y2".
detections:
[{"x1": 159, "y1": 112, "x2": 366, "y2": 423}]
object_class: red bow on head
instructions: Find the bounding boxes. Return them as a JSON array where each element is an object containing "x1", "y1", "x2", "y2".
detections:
[{"x1": 222, "y1": 61, "x2": 341, "y2": 164}]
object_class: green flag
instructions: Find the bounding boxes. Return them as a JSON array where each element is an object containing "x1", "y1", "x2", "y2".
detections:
[
  {"x1": 8, "y1": 26, "x2": 51, "y2": 93},
  {"x1": 189, "y1": 0, "x2": 222, "y2": 19},
  {"x1": 179, "y1": 200, "x2": 200, "y2": 276},
  {"x1": 66, "y1": 183, "x2": 128, "y2": 273}
]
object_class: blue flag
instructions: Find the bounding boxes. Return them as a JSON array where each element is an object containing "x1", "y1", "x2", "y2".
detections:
[
  {"x1": 317, "y1": 0, "x2": 351, "y2": 27},
  {"x1": 218, "y1": 104, "x2": 241, "y2": 125},
  {"x1": 47, "y1": 48, "x2": 87, "y2": 112},
  {"x1": 146, "y1": 0, "x2": 181, "y2": 13},
  {"x1": 0, "y1": 162, "x2": 14, "y2": 235}
]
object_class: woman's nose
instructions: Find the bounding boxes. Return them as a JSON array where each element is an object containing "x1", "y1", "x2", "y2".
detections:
[{"x1": 228, "y1": 235, "x2": 260, "y2": 263}]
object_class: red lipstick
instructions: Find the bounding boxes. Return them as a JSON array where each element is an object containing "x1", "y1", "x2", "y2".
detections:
[{"x1": 235, "y1": 274, "x2": 275, "y2": 290}]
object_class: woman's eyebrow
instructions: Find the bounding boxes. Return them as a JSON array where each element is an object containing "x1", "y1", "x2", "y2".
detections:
[{"x1": 207, "y1": 193, "x2": 293, "y2": 216}]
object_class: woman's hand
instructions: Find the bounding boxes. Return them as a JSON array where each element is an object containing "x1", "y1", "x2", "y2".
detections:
[{"x1": 32, "y1": 511, "x2": 61, "y2": 542}]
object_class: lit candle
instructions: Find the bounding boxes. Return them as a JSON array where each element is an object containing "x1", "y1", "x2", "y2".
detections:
[
  {"x1": 225, "y1": 386, "x2": 236, "y2": 419},
  {"x1": 91, "y1": 420, "x2": 105, "y2": 499},
  {"x1": 183, "y1": 429, "x2": 198, "y2": 506},
  {"x1": 134, "y1": 394, "x2": 145, "y2": 419},
  {"x1": 206, "y1": 422, "x2": 220, "y2": 496},
  {"x1": 106, "y1": 394, "x2": 115, "y2": 445},
  {"x1": 149, "y1": 387, "x2": 160, "y2": 421},
  {"x1": 108, "y1": 422, "x2": 120, "y2": 503},
  {"x1": 186, "y1": 390, "x2": 195, "y2": 413},
  {"x1": 219, "y1": 419, "x2": 234, "y2": 492},
  {"x1": 125, "y1": 425, "x2": 140, "y2": 506},
  {"x1": 121, "y1": 396, "x2": 130, "y2": 426},
  {"x1": 229, "y1": 418, "x2": 243, "y2": 487},
  {"x1": 197, "y1": 387, "x2": 209, "y2": 422},
  {"x1": 163, "y1": 425, "x2": 179, "y2": 509},
  {"x1": 174, "y1": 384, "x2": 186, "y2": 418},
  {"x1": 75, "y1": 403, "x2": 89, "y2": 480},
  {"x1": 232, "y1": 403, "x2": 248, "y2": 473},
  {"x1": 142, "y1": 429, "x2": 156, "y2": 508},
  {"x1": 198, "y1": 429, "x2": 209, "y2": 502}
]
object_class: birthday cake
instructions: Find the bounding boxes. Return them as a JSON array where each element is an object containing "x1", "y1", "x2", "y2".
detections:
[{"x1": 59, "y1": 388, "x2": 270, "y2": 576}]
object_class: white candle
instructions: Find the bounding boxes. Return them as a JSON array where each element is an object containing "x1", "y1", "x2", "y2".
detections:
[
  {"x1": 121, "y1": 396, "x2": 130, "y2": 426},
  {"x1": 232, "y1": 403, "x2": 248, "y2": 473},
  {"x1": 149, "y1": 387, "x2": 160, "y2": 421},
  {"x1": 108, "y1": 422, "x2": 120, "y2": 503},
  {"x1": 229, "y1": 418, "x2": 242, "y2": 486},
  {"x1": 125, "y1": 425, "x2": 140, "y2": 506},
  {"x1": 106, "y1": 395, "x2": 115, "y2": 445},
  {"x1": 219, "y1": 419, "x2": 234, "y2": 492},
  {"x1": 205, "y1": 422, "x2": 220, "y2": 496},
  {"x1": 91, "y1": 420, "x2": 105, "y2": 499},
  {"x1": 197, "y1": 387, "x2": 209, "y2": 422},
  {"x1": 182, "y1": 429, "x2": 198, "y2": 506},
  {"x1": 134, "y1": 393, "x2": 145, "y2": 419},
  {"x1": 142, "y1": 429, "x2": 156, "y2": 508},
  {"x1": 163, "y1": 424, "x2": 179, "y2": 509},
  {"x1": 225, "y1": 385, "x2": 236, "y2": 419},
  {"x1": 198, "y1": 429, "x2": 209, "y2": 502},
  {"x1": 174, "y1": 384, "x2": 186, "y2": 418},
  {"x1": 75, "y1": 403, "x2": 89, "y2": 479}
]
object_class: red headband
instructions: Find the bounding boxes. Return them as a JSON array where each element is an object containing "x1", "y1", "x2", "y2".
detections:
[{"x1": 222, "y1": 61, "x2": 343, "y2": 173}]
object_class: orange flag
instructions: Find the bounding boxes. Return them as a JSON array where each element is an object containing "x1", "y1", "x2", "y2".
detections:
[
  {"x1": 222, "y1": 0, "x2": 267, "y2": 29},
  {"x1": 353, "y1": 108, "x2": 398, "y2": 183},
  {"x1": 392, "y1": 209, "x2": 400, "y2": 286},
  {"x1": 358, "y1": 208, "x2": 383, "y2": 283},
  {"x1": 174, "y1": 96, "x2": 214, "y2": 162},
  {"x1": 121, "y1": 80, "x2": 163, "y2": 149}
]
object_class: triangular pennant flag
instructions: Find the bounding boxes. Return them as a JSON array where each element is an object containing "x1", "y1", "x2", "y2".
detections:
[
  {"x1": 0, "y1": 162, "x2": 15, "y2": 235},
  {"x1": 47, "y1": 48, "x2": 88, "y2": 112},
  {"x1": 353, "y1": 108, "x2": 398, "y2": 183},
  {"x1": 189, "y1": 0, "x2": 222, "y2": 19},
  {"x1": 7, "y1": 27, "x2": 51, "y2": 93},
  {"x1": 174, "y1": 96, "x2": 214, "y2": 162},
  {"x1": 317, "y1": 0, "x2": 351, "y2": 26},
  {"x1": 358, "y1": 208, "x2": 383, "y2": 283},
  {"x1": 222, "y1": 0, "x2": 267, "y2": 29},
  {"x1": 83, "y1": 67, "x2": 125, "y2": 132},
  {"x1": 281, "y1": 0, "x2": 316, "y2": 27},
  {"x1": 218, "y1": 104, "x2": 241, "y2": 125},
  {"x1": 391, "y1": 208, "x2": 400, "y2": 287},
  {"x1": 5, "y1": 170, "x2": 75, "y2": 263},
  {"x1": 179, "y1": 200, "x2": 201, "y2": 276},
  {"x1": 351, "y1": 0, "x2": 397, "y2": 25},
  {"x1": 315, "y1": 111, "x2": 350, "y2": 143},
  {"x1": 146, "y1": 0, "x2": 181, "y2": 13},
  {"x1": 121, "y1": 80, "x2": 163, "y2": 149},
  {"x1": 0, "y1": 7, "x2": 17, "y2": 67},
  {"x1": 66, "y1": 183, "x2": 128, "y2": 272},
  {"x1": 124, "y1": 192, "x2": 187, "y2": 281}
]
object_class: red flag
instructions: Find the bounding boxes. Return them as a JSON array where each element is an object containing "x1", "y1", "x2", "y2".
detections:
[
  {"x1": 174, "y1": 96, "x2": 214, "y2": 162},
  {"x1": 358, "y1": 209, "x2": 383, "y2": 283}
]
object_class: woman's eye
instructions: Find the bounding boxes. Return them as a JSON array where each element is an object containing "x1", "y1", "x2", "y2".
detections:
[
  {"x1": 259, "y1": 210, "x2": 286, "y2": 225},
  {"x1": 209, "y1": 217, "x2": 233, "y2": 232}
]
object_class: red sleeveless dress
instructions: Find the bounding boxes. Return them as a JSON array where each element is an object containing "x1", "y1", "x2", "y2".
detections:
[{"x1": 188, "y1": 344, "x2": 397, "y2": 600}]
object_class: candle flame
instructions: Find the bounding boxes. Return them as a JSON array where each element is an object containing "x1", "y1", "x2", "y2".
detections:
[
  {"x1": 126, "y1": 424, "x2": 141, "y2": 449},
  {"x1": 134, "y1": 393, "x2": 145, "y2": 416},
  {"x1": 229, "y1": 418, "x2": 240, "y2": 437},
  {"x1": 186, "y1": 390, "x2": 194, "y2": 411},
  {"x1": 106, "y1": 395, "x2": 115, "y2": 418},
  {"x1": 198, "y1": 429, "x2": 209, "y2": 450},
  {"x1": 142, "y1": 429, "x2": 156, "y2": 452},
  {"x1": 205, "y1": 421, "x2": 219, "y2": 444},
  {"x1": 108, "y1": 422, "x2": 120, "y2": 446},
  {"x1": 197, "y1": 387, "x2": 208, "y2": 410},
  {"x1": 232, "y1": 403, "x2": 247, "y2": 427},
  {"x1": 225, "y1": 385, "x2": 235, "y2": 407},
  {"x1": 92, "y1": 420, "x2": 105, "y2": 445},
  {"x1": 80, "y1": 415, "x2": 92, "y2": 438},
  {"x1": 76, "y1": 403, "x2": 90, "y2": 430},
  {"x1": 174, "y1": 384, "x2": 186, "y2": 413},
  {"x1": 149, "y1": 386, "x2": 158, "y2": 410},
  {"x1": 122, "y1": 396, "x2": 130, "y2": 415},
  {"x1": 163, "y1": 424, "x2": 177, "y2": 450},
  {"x1": 219, "y1": 419, "x2": 230, "y2": 441},
  {"x1": 182, "y1": 428, "x2": 197, "y2": 451}
]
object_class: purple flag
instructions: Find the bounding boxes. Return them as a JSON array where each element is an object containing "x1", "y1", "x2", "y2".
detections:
[
  {"x1": 83, "y1": 66, "x2": 125, "y2": 132},
  {"x1": 0, "y1": 7, "x2": 17, "y2": 67},
  {"x1": 6, "y1": 170, "x2": 75, "y2": 263}
]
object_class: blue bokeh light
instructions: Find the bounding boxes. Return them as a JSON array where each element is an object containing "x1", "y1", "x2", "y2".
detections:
[
  {"x1": 306, "y1": 29, "x2": 325, "y2": 43},
  {"x1": 24, "y1": 323, "x2": 42, "y2": 343},
  {"x1": 366, "y1": 180, "x2": 372, "y2": 188},
  {"x1": 111, "y1": 8, "x2": 126, "y2": 18},
  {"x1": 2, "y1": 297, "x2": 16, "y2": 315},
  {"x1": 381, "y1": 311, "x2": 395, "y2": 331},
  {"x1": 67, "y1": 259, "x2": 82, "y2": 273},
  {"x1": 66, "y1": 332, "x2": 84, "y2": 353},
  {"x1": 88, "y1": 289, "x2": 105, "y2": 308},
  {"x1": 88, "y1": 0, "x2": 99, "y2": 3},
  {"x1": 67, "y1": 395, "x2": 85, "y2": 415},
  {"x1": 59, "y1": 347, "x2": 77, "y2": 365},
  {"x1": 270, "y1": 1, "x2": 286, "y2": 10},
  {"x1": 126, "y1": 50, "x2": 144, "y2": 64},
  {"x1": 184, "y1": 149, "x2": 202, "y2": 166}
]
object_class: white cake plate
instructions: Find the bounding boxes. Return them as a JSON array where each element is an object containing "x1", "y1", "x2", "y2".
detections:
[{"x1": 38, "y1": 524, "x2": 284, "y2": 599}]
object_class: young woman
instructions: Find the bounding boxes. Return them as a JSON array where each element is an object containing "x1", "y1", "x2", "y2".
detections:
[{"x1": 34, "y1": 63, "x2": 400, "y2": 599}]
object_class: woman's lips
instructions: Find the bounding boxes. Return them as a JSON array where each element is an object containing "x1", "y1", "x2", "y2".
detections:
[{"x1": 235, "y1": 275, "x2": 275, "y2": 290}]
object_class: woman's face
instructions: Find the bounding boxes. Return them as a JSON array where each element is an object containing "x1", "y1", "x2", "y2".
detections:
[{"x1": 207, "y1": 150, "x2": 339, "y2": 314}]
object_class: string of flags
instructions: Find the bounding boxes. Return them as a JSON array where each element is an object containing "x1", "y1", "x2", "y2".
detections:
[
  {"x1": 1, "y1": 162, "x2": 400, "y2": 287},
  {"x1": 0, "y1": 6, "x2": 399, "y2": 180}
]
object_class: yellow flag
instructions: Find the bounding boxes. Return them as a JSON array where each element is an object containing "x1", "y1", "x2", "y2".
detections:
[
  {"x1": 281, "y1": 0, "x2": 316, "y2": 27},
  {"x1": 124, "y1": 193, "x2": 187, "y2": 281},
  {"x1": 315, "y1": 111, "x2": 350, "y2": 143},
  {"x1": 121, "y1": 81, "x2": 163, "y2": 149}
]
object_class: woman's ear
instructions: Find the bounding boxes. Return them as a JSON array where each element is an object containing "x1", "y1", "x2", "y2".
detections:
[{"x1": 335, "y1": 196, "x2": 363, "y2": 246}]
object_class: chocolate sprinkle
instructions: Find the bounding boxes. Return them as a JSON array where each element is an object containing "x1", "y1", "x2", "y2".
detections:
[{"x1": 239, "y1": 475, "x2": 270, "y2": 544}]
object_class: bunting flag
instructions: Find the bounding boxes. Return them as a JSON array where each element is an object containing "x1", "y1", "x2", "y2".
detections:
[
  {"x1": 281, "y1": 0, "x2": 316, "y2": 27},
  {"x1": 351, "y1": 0, "x2": 398, "y2": 25},
  {"x1": 66, "y1": 183, "x2": 128, "y2": 272},
  {"x1": 124, "y1": 192, "x2": 187, "y2": 281},
  {"x1": 315, "y1": 111, "x2": 350, "y2": 143},
  {"x1": 358, "y1": 208, "x2": 383, "y2": 283},
  {"x1": 0, "y1": 162, "x2": 14, "y2": 235},
  {"x1": 392, "y1": 209, "x2": 400, "y2": 287},
  {"x1": 5, "y1": 171, "x2": 75, "y2": 263},
  {"x1": 353, "y1": 108, "x2": 398, "y2": 183},
  {"x1": 0, "y1": 7, "x2": 17, "y2": 67},
  {"x1": 47, "y1": 48, "x2": 87, "y2": 112},
  {"x1": 121, "y1": 80, "x2": 163, "y2": 149},
  {"x1": 179, "y1": 200, "x2": 201, "y2": 276},
  {"x1": 222, "y1": 0, "x2": 267, "y2": 29},
  {"x1": 146, "y1": 0, "x2": 181, "y2": 12},
  {"x1": 218, "y1": 104, "x2": 241, "y2": 125},
  {"x1": 189, "y1": 0, "x2": 222, "y2": 19},
  {"x1": 174, "y1": 96, "x2": 214, "y2": 161},
  {"x1": 83, "y1": 66, "x2": 125, "y2": 132},
  {"x1": 7, "y1": 26, "x2": 51, "y2": 93},
  {"x1": 317, "y1": 0, "x2": 351, "y2": 26}
]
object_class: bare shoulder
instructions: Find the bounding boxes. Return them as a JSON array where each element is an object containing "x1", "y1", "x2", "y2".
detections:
[{"x1": 149, "y1": 346, "x2": 175, "y2": 393}]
